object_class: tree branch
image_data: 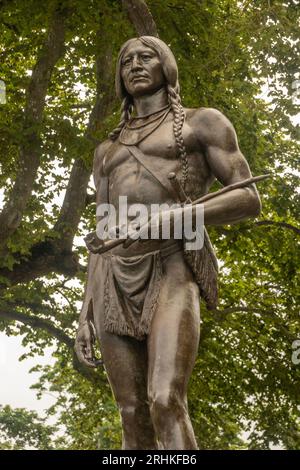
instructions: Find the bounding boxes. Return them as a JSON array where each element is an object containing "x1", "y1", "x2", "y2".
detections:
[
  {"x1": 0, "y1": 308, "x2": 73, "y2": 348},
  {"x1": 210, "y1": 305, "x2": 294, "y2": 341},
  {"x1": 53, "y1": 161, "x2": 92, "y2": 252},
  {"x1": 122, "y1": 0, "x2": 159, "y2": 36},
  {"x1": 215, "y1": 219, "x2": 300, "y2": 237},
  {"x1": 0, "y1": 4, "x2": 68, "y2": 246},
  {"x1": 53, "y1": 36, "x2": 116, "y2": 252},
  {"x1": 0, "y1": 306, "x2": 104, "y2": 384},
  {"x1": 213, "y1": 306, "x2": 274, "y2": 320},
  {"x1": 0, "y1": 239, "x2": 83, "y2": 288},
  {"x1": 254, "y1": 220, "x2": 300, "y2": 236}
]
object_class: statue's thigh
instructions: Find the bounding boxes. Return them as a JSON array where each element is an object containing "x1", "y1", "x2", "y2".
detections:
[
  {"x1": 94, "y1": 308, "x2": 148, "y2": 405},
  {"x1": 147, "y1": 253, "x2": 200, "y2": 395}
]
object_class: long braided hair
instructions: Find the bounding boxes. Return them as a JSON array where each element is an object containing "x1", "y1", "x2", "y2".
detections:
[{"x1": 109, "y1": 36, "x2": 189, "y2": 189}]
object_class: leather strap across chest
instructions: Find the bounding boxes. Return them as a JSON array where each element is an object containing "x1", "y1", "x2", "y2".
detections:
[{"x1": 126, "y1": 145, "x2": 179, "y2": 202}]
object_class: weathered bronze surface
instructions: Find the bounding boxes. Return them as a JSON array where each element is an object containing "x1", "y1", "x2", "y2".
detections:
[{"x1": 75, "y1": 36, "x2": 262, "y2": 450}]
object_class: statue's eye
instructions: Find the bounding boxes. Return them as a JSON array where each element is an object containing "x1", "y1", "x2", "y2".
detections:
[
  {"x1": 141, "y1": 55, "x2": 152, "y2": 61},
  {"x1": 122, "y1": 58, "x2": 132, "y2": 66}
]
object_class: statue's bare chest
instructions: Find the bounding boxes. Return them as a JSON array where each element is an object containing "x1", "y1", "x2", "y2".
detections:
[
  {"x1": 103, "y1": 117, "x2": 200, "y2": 176},
  {"x1": 102, "y1": 114, "x2": 213, "y2": 202}
]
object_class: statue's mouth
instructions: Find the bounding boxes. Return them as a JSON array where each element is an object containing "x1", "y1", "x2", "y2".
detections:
[{"x1": 130, "y1": 75, "x2": 149, "y2": 83}]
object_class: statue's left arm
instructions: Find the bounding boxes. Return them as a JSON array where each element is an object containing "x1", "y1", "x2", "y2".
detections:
[
  {"x1": 191, "y1": 107, "x2": 261, "y2": 225},
  {"x1": 75, "y1": 140, "x2": 112, "y2": 368}
]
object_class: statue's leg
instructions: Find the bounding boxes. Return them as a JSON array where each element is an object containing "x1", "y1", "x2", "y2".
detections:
[
  {"x1": 147, "y1": 251, "x2": 200, "y2": 450},
  {"x1": 94, "y1": 313, "x2": 157, "y2": 450}
]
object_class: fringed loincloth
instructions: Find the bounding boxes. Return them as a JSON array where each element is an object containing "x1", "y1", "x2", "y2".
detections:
[{"x1": 102, "y1": 242, "x2": 182, "y2": 340}]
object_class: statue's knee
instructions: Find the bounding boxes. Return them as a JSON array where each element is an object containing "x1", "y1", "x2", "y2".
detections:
[
  {"x1": 119, "y1": 403, "x2": 136, "y2": 421},
  {"x1": 149, "y1": 390, "x2": 185, "y2": 421},
  {"x1": 119, "y1": 399, "x2": 148, "y2": 424}
]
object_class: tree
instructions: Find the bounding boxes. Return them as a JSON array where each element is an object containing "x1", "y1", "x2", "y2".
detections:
[
  {"x1": 0, "y1": 0, "x2": 299, "y2": 449},
  {"x1": 0, "y1": 405, "x2": 56, "y2": 449}
]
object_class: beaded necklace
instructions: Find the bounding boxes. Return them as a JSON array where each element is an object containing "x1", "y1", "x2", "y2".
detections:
[{"x1": 119, "y1": 106, "x2": 172, "y2": 145}]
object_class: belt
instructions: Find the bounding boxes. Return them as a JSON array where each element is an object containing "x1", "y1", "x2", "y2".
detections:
[{"x1": 102, "y1": 240, "x2": 182, "y2": 261}]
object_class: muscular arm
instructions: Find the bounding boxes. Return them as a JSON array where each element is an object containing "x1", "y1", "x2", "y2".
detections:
[{"x1": 192, "y1": 108, "x2": 261, "y2": 225}]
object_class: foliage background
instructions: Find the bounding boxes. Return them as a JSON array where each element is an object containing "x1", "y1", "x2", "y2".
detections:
[{"x1": 0, "y1": 0, "x2": 299, "y2": 449}]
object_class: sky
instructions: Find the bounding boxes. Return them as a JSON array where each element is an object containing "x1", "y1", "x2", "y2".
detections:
[{"x1": 0, "y1": 332, "x2": 56, "y2": 415}]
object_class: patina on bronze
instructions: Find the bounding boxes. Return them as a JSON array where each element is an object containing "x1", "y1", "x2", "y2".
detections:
[{"x1": 75, "y1": 36, "x2": 262, "y2": 450}]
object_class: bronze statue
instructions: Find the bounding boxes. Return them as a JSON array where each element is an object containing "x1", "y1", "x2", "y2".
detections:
[{"x1": 75, "y1": 36, "x2": 262, "y2": 450}]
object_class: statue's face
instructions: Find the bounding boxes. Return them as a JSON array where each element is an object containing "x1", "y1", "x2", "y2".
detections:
[{"x1": 120, "y1": 41, "x2": 165, "y2": 98}]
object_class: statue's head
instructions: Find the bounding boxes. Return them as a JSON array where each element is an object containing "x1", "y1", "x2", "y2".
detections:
[
  {"x1": 110, "y1": 36, "x2": 188, "y2": 188},
  {"x1": 115, "y1": 36, "x2": 180, "y2": 100}
]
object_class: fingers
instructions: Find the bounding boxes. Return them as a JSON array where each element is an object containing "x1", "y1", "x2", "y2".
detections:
[
  {"x1": 75, "y1": 342, "x2": 97, "y2": 369},
  {"x1": 85, "y1": 342, "x2": 93, "y2": 361},
  {"x1": 74, "y1": 322, "x2": 101, "y2": 368}
]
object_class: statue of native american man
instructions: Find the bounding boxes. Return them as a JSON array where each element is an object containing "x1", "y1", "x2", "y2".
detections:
[{"x1": 75, "y1": 36, "x2": 262, "y2": 450}]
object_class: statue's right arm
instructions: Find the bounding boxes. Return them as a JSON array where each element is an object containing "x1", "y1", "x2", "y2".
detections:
[{"x1": 75, "y1": 140, "x2": 112, "y2": 368}]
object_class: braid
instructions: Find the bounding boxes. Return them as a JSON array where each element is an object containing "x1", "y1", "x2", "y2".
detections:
[
  {"x1": 167, "y1": 85, "x2": 189, "y2": 189},
  {"x1": 109, "y1": 96, "x2": 133, "y2": 141}
]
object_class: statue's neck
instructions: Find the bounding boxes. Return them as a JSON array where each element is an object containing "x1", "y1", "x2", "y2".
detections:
[{"x1": 133, "y1": 87, "x2": 169, "y2": 117}]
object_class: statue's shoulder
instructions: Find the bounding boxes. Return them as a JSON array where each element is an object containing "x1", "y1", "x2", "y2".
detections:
[
  {"x1": 94, "y1": 139, "x2": 113, "y2": 165},
  {"x1": 93, "y1": 139, "x2": 113, "y2": 188},
  {"x1": 185, "y1": 107, "x2": 235, "y2": 145},
  {"x1": 185, "y1": 106, "x2": 230, "y2": 129},
  {"x1": 93, "y1": 139, "x2": 113, "y2": 171}
]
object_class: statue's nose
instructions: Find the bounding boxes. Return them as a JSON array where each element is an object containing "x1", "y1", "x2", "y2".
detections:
[{"x1": 131, "y1": 56, "x2": 142, "y2": 70}]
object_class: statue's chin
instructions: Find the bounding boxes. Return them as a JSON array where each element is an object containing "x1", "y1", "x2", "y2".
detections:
[{"x1": 126, "y1": 82, "x2": 165, "y2": 99}]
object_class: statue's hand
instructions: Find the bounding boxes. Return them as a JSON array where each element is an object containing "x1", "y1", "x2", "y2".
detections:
[
  {"x1": 75, "y1": 321, "x2": 101, "y2": 368},
  {"x1": 84, "y1": 231, "x2": 105, "y2": 254},
  {"x1": 122, "y1": 218, "x2": 152, "y2": 248}
]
